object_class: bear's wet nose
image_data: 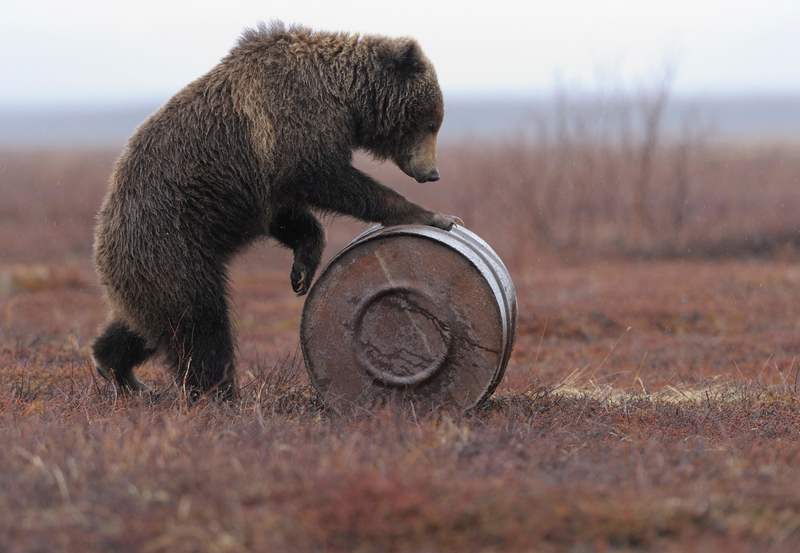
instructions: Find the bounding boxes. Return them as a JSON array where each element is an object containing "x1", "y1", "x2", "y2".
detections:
[{"x1": 427, "y1": 169, "x2": 440, "y2": 182}]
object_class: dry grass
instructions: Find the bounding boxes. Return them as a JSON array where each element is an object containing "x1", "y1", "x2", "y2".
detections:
[
  {"x1": 3, "y1": 353, "x2": 800, "y2": 552},
  {"x1": 3, "y1": 131, "x2": 800, "y2": 551}
]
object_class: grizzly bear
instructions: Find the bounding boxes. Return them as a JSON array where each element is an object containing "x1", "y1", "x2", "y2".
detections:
[{"x1": 91, "y1": 21, "x2": 459, "y2": 399}]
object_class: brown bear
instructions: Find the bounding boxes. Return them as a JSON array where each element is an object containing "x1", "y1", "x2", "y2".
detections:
[{"x1": 91, "y1": 21, "x2": 459, "y2": 399}]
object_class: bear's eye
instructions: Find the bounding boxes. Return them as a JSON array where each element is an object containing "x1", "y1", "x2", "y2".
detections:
[{"x1": 428, "y1": 123, "x2": 437, "y2": 133}]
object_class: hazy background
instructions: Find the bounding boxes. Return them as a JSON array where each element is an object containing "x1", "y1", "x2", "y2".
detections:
[{"x1": 1, "y1": 0, "x2": 798, "y2": 147}]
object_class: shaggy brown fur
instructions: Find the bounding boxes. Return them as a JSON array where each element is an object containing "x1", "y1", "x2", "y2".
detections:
[{"x1": 91, "y1": 21, "x2": 459, "y2": 399}]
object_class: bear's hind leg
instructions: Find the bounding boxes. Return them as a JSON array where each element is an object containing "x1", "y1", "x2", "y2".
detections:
[
  {"x1": 92, "y1": 320, "x2": 155, "y2": 393},
  {"x1": 165, "y1": 299, "x2": 238, "y2": 401},
  {"x1": 269, "y1": 208, "x2": 326, "y2": 295}
]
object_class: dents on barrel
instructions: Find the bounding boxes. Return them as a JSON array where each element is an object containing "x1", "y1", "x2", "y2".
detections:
[
  {"x1": 374, "y1": 251, "x2": 397, "y2": 287},
  {"x1": 391, "y1": 291, "x2": 451, "y2": 359},
  {"x1": 353, "y1": 288, "x2": 451, "y2": 386},
  {"x1": 372, "y1": 251, "x2": 444, "y2": 359},
  {"x1": 360, "y1": 343, "x2": 436, "y2": 375},
  {"x1": 452, "y1": 325, "x2": 502, "y2": 355}
]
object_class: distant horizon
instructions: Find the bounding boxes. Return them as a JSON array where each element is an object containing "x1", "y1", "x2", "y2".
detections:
[
  {"x1": 1, "y1": 87, "x2": 798, "y2": 112},
  {"x1": 2, "y1": 92, "x2": 799, "y2": 149}
]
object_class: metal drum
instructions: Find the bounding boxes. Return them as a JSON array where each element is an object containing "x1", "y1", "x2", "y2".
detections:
[{"x1": 300, "y1": 224, "x2": 517, "y2": 413}]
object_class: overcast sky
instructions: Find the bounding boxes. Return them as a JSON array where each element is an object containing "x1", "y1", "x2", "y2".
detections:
[{"x1": 2, "y1": 0, "x2": 798, "y2": 107}]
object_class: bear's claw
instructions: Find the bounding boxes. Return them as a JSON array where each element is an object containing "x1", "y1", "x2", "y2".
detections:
[
  {"x1": 95, "y1": 363, "x2": 113, "y2": 383},
  {"x1": 430, "y1": 213, "x2": 464, "y2": 231},
  {"x1": 291, "y1": 266, "x2": 309, "y2": 296},
  {"x1": 447, "y1": 215, "x2": 464, "y2": 227}
]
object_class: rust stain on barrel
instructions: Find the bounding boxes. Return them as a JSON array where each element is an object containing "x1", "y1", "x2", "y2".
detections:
[{"x1": 301, "y1": 225, "x2": 517, "y2": 414}]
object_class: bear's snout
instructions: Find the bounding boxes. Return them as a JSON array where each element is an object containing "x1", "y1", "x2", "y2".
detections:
[
  {"x1": 407, "y1": 154, "x2": 440, "y2": 183},
  {"x1": 412, "y1": 166, "x2": 440, "y2": 183}
]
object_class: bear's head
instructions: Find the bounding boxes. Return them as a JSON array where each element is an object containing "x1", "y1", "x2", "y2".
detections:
[{"x1": 366, "y1": 38, "x2": 444, "y2": 184}]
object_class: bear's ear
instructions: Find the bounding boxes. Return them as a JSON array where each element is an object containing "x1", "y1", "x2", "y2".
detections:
[{"x1": 378, "y1": 38, "x2": 426, "y2": 79}]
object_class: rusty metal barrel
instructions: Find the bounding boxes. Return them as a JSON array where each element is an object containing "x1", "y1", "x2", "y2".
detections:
[{"x1": 300, "y1": 224, "x2": 517, "y2": 413}]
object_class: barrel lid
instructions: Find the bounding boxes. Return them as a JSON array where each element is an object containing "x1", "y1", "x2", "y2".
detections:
[{"x1": 300, "y1": 225, "x2": 517, "y2": 414}]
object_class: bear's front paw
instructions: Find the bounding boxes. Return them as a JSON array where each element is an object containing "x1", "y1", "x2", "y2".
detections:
[
  {"x1": 430, "y1": 213, "x2": 464, "y2": 231},
  {"x1": 291, "y1": 263, "x2": 311, "y2": 296}
]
